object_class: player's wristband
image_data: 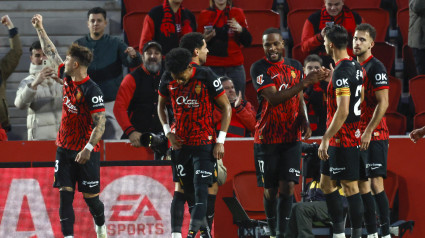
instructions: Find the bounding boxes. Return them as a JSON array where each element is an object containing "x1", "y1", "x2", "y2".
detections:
[
  {"x1": 163, "y1": 124, "x2": 171, "y2": 135},
  {"x1": 84, "y1": 143, "x2": 94, "y2": 152},
  {"x1": 216, "y1": 131, "x2": 227, "y2": 144}
]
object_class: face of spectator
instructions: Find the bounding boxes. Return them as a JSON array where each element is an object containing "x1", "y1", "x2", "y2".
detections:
[
  {"x1": 222, "y1": 80, "x2": 237, "y2": 103},
  {"x1": 143, "y1": 47, "x2": 162, "y2": 74},
  {"x1": 171, "y1": 64, "x2": 193, "y2": 85},
  {"x1": 64, "y1": 55, "x2": 77, "y2": 76},
  {"x1": 353, "y1": 30, "x2": 374, "y2": 57},
  {"x1": 88, "y1": 13, "x2": 107, "y2": 38},
  {"x1": 197, "y1": 39, "x2": 209, "y2": 65},
  {"x1": 30, "y1": 48, "x2": 47, "y2": 65},
  {"x1": 304, "y1": 61, "x2": 322, "y2": 76},
  {"x1": 169, "y1": 0, "x2": 183, "y2": 5},
  {"x1": 325, "y1": 0, "x2": 344, "y2": 17},
  {"x1": 262, "y1": 33, "x2": 284, "y2": 63},
  {"x1": 324, "y1": 36, "x2": 333, "y2": 56},
  {"x1": 214, "y1": 0, "x2": 227, "y2": 8}
]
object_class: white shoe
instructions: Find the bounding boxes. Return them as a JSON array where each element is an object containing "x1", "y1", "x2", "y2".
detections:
[
  {"x1": 382, "y1": 235, "x2": 392, "y2": 238},
  {"x1": 172, "y1": 232, "x2": 183, "y2": 238},
  {"x1": 95, "y1": 224, "x2": 107, "y2": 238},
  {"x1": 64, "y1": 236, "x2": 74, "y2": 238},
  {"x1": 367, "y1": 233, "x2": 378, "y2": 238},
  {"x1": 333, "y1": 233, "x2": 346, "y2": 238}
]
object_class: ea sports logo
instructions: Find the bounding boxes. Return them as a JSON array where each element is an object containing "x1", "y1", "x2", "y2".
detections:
[{"x1": 101, "y1": 175, "x2": 172, "y2": 237}]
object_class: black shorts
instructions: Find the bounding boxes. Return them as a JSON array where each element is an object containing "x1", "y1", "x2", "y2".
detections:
[
  {"x1": 254, "y1": 142, "x2": 301, "y2": 188},
  {"x1": 53, "y1": 147, "x2": 101, "y2": 193},
  {"x1": 170, "y1": 144, "x2": 215, "y2": 193},
  {"x1": 172, "y1": 154, "x2": 218, "y2": 184},
  {"x1": 360, "y1": 140, "x2": 388, "y2": 178},
  {"x1": 320, "y1": 146, "x2": 360, "y2": 181}
]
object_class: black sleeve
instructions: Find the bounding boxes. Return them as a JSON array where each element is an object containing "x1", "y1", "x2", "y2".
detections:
[
  {"x1": 332, "y1": 66, "x2": 353, "y2": 90},
  {"x1": 84, "y1": 83, "x2": 105, "y2": 112},
  {"x1": 250, "y1": 61, "x2": 275, "y2": 92},
  {"x1": 158, "y1": 71, "x2": 171, "y2": 97},
  {"x1": 204, "y1": 68, "x2": 225, "y2": 98},
  {"x1": 370, "y1": 61, "x2": 389, "y2": 89}
]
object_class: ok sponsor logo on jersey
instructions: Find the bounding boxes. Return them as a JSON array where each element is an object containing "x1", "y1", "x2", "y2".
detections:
[
  {"x1": 213, "y1": 78, "x2": 223, "y2": 91},
  {"x1": 92, "y1": 95, "x2": 104, "y2": 108},
  {"x1": 375, "y1": 73, "x2": 388, "y2": 85},
  {"x1": 335, "y1": 78, "x2": 349, "y2": 87},
  {"x1": 176, "y1": 96, "x2": 200, "y2": 108}
]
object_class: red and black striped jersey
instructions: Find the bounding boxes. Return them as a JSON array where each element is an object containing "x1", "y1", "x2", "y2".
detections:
[
  {"x1": 158, "y1": 66, "x2": 225, "y2": 146},
  {"x1": 360, "y1": 55, "x2": 389, "y2": 141},
  {"x1": 251, "y1": 57, "x2": 304, "y2": 144},
  {"x1": 327, "y1": 57, "x2": 363, "y2": 147},
  {"x1": 56, "y1": 64, "x2": 105, "y2": 151}
]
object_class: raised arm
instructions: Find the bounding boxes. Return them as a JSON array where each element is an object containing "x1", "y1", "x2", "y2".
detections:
[{"x1": 31, "y1": 14, "x2": 63, "y2": 68}]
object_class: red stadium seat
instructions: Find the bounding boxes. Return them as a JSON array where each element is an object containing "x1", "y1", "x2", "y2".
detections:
[
  {"x1": 233, "y1": 0, "x2": 274, "y2": 10},
  {"x1": 396, "y1": 0, "x2": 409, "y2": 9},
  {"x1": 242, "y1": 45, "x2": 265, "y2": 83},
  {"x1": 385, "y1": 112, "x2": 406, "y2": 135},
  {"x1": 372, "y1": 42, "x2": 395, "y2": 74},
  {"x1": 232, "y1": 171, "x2": 266, "y2": 220},
  {"x1": 384, "y1": 170, "x2": 399, "y2": 210},
  {"x1": 287, "y1": 9, "x2": 320, "y2": 46},
  {"x1": 292, "y1": 43, "x2": 309, "y2": 65},
  {"x1": 387, "y1": 76, "x2": 402, "y2": 113},
  {"x1": 244, "y1": 10, "x2": 280, "y2": 45},
  {"x1": 344, "y1": 0, "x2": 381, "y2": 9},
  {"x1": 409, "y1": 75, "x2": 425, "y2": 113},
  {"x1": 123, "y1": 0, "x2": 161, "y2": 13},
  {"x1": 286, "y1": 0, "x2": 323, "y2": 11},
  {"x1": 414, "y1": 112, "x2": 425, "y2": 130},
  {"x1": 351, "y1": 8, "x2": 389, "y2": 42},
  {"x1": 181, "y1": 0, "x2": 209, "y2": 12},
  {"x1": 123, "y1": 11, "x2": 147, "y2": 51}
]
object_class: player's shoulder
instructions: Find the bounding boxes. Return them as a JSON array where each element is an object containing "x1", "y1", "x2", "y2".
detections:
[
  {"x1": 251, "y1": 58, "x2": 269, "y2": 71},
  {"x1": 284, "y1": 57, "x2": 303, "y2": 71},
  {"x1": 369, "y1": 56, "x2": 387, "y2": 73},
  {"x1": 194, "y1": 65, "x2": 219, "y2": 81}
]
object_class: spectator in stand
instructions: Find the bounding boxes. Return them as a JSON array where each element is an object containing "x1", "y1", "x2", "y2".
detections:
[
  {"x1": 300, "y1": 0, "x2": 362, "y2": 67},
  {"x1": 303, "y1": 54, "x2": 329, "y2": 136},
  {"x1": 0, "y1": 15, "x2": 22, "y2": 134},
  {"x1": 113, "y1": 41, "x2": 167, "y2": 159},
  {"x1": 139, "y1": 0, "x2": 197, "y2": 55},
  {"x1": 408, "y1": 0, "x2": 425, "y2": 74},
  {"x1": 14, "y1": 41, "x2": 62, "y2": 140},
  {"x1": 213, "y1": 76, "x2": 256, "y2": 137},
  {"x1": 197, "y1": 0, "x2": 252, "y2": 98},
  {"x1": 75, "y1": 7, "x2": 142, "y2": 140}
]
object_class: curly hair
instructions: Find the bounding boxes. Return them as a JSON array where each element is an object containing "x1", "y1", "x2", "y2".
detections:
[{"x1": 165, "y1": 48, "x2": 192, "y2": 74}]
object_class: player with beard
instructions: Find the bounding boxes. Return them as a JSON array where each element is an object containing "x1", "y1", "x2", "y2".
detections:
[
  {"x1": 158, "y1": 48, "x2": 231, "y2": 238},
  {"x1": 318, "y1": 24, "x2": 364, "y2": 238},
  {"x1": 353, "y1": 23, "x2": 390, "y2": 238},
  {"x1": 250, "y1": 27, "x2": 327, "y2": 238},
  {"x1": 114, "y1": 41, "x2": 167, "y2": 160},
  {"x1": 32, "y1": 14, "x2": 107, "y2": 238}
]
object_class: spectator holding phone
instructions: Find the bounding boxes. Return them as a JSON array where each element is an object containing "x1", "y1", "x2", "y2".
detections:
[
  {"x1": 197, "y1": 0, "x2": 252, "y2": 98},
  {"x1": 14, "y1": 41, "x2": 62, "y2": 140},
  {"x1": 300, "y1": 0, "x2": 362, "y2": 67}
]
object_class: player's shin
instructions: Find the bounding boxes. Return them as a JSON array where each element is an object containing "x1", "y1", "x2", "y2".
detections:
[{"x1": 59, "y1": 190, "x2": 75, "y2": 236}]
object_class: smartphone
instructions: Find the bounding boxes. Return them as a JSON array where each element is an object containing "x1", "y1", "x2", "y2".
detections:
[
  {"x1": 204, "y1": 25, "x2": 213, "y2": 32},
  {"x1": 42, "y1": 59, "x2": 52, "y2": 68}
]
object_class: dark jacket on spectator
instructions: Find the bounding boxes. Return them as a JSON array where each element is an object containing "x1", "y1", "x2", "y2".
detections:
[{"x1": 408, "y1": 0, "x2": 425, "y2": 49}]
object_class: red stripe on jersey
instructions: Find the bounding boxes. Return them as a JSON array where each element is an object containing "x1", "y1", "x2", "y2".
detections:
[
  {"x1": 58, "y1": 64, "x2": 64, "y2": 76},
  {"x1": 91, "y1": 108, "x2": 106, "y2": 114},
  {"x1": 214, "y1": 91, "x2": 225, "y2": 99},
  {"x1": 335, "y1": 57, "x2": 352, "y2": 66},
  {"x1": 257, "y1": 84, "x2": 274, "y2": 93},
  {"x1": 360, "y1": 55, "x2": 374, "y2": 66},
  {"x1": 158, "y1": 90, "x2": 167, "y2": 97},
  {"x1": 373, "y1": 86, "x2": 389, "y2": 92},
  {"x1": 74, "y1": 75, "x2": 90, "y2": 85}
]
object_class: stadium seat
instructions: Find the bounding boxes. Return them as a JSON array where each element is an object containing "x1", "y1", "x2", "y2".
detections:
[
  {"x1": 287, "y1": 9, "x2": 320, "y2": 46},
  {"x1": 292, "y1": 43, "x2": 309, "y2": 65},
  {"x1": 122, "y1": 0, "x2": 161, "y2": 13},
  {"x1": 396, "y1": 0, "x2": 409, "y2": 9},
  {"x1": 233, "y1": 0, "x2": 274, "y2": 11},
  {"x1": 344, "y1": 0, "x2": 381, "y2": 9},
  {"x1": 286, "y1": 0, "x2": 323, "y2": 11},
  {"x1": 244, "y1": 10, "x2": 280, "y2": 45},
  {"x1": 351, "y1": 8, "x2": 389, "y2": 42},
  {"x1": 123, "y1": 11, "x2": 147, "y2": 51},
  {"x1": 385, "y1": 112, "x2": 407, "y2": 135},
  {"x1": 232, "y1": 171, "x2": 266, "y2": 220},
  {"x1": 413, "y1": 112, "x2": 425, "y2": 130},
  {"x1": 372, "y1": 42, "x2": 395, "y2": 74},
  {"x1": 242, "y1": 45, "x2": 265, "y2": 82},
  {"x1": 388, "y1": 76, "x2": 402, "y2": 113},
  {"x1": 181, "y1": 0, "x2": 209, "y2": 12},
  {"x1": 409, "y1": 75, "x2": 425, "y2": 113}
]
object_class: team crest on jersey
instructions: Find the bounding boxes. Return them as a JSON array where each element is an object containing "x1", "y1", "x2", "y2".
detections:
[
  {"x1": 355, "y1": 129, "x2": 361, "y2": 138},
  {"x1": 291, "y1": 70, "x2": 296, "y2": 79},
  {"x1": 257, "y1": 74, "x2": 264, "y2": 85},
  {"x1": 195, "y1": 84, "x2": 202, "y2": 95},
  {"x1": 76, "y1": 90, "x2": 82, "y2": 101}
]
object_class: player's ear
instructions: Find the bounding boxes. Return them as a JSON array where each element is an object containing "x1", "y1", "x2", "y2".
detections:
[{"x1": 370, "y1": 40, "x2": 375, "y2": 49}]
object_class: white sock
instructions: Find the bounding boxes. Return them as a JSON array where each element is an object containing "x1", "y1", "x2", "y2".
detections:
[
  {"x1": 382, "y1": 235, "x2": 391, "y2": 238},
  {"x1": 172, "y1": 232, "x2": 182, "y2": 238},
  {"x1": 333, "y1": 233, "x2": 346, "y2": 238},
  {"x1": 367, "y1": 233, "x2": 378, "y2": 238},
  {"x1": 64, "y1": 236, "x2": 74, "y2": 238}
]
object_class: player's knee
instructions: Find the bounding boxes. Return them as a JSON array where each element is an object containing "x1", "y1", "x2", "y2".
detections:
[
  {"x1": 264, "y1": 188, "x2": 278, "y2": 200},
  {"x1": 341, "y1": 180, "x2": 359, "y2": 196},
  {"x1": 175, "y1": 182, "x2": 184, "y2": 193},
  {"x1": 208, "y1": 182, "x2": 219, "y2": 195},
  {"x1": 84, "y1": 195, "x2": 104, "y2": 212},
  {"x1": 83, "y1": 192, "x2": 100, "y2": 198},
  {"x1": 278, "y1": 181, "x2": 295, "y2": 195},
  {"x1": 358, "y1": 180, "x2": 371, "y2": 194},
  {"x1": 370, "y1": 177, "x2": 384, "y2": 193},
  {"x1": 59, "y1": 186, "x2": 74, "y2": 192}
]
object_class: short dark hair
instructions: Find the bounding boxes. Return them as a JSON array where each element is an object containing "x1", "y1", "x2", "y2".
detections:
[
  {"x1": 355, "y1": 23, "x2": 377, "y2": 41},
  {"x1": 304, "y1": 54, "x2": 323, "y2": 66},
  {"x1": 263, "y1": 27, "x2": 282, "y2": 36},
  {"x1": 29, "y1": 41, "x2": 41, "y2": 53},
  {"x1": 324, "y1": 24, "x2": 348, "y2": 49},
  {"x1": 165, "y1": 48, "x2": 192, "y2": 74},
  {"x1": 179, "y1": 32, "x2": 204, "y2": 56},
  {"x1": 67, "y1": 43, "x2": 93, "y2": 67},
  {"x1": 88, "y1": 7, "x2": 106, "y2": 19},
  {"x1": 219, "y1": 76, "x2": 233, "y2": 84}
]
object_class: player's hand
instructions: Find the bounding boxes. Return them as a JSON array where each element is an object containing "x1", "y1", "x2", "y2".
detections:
[
  {"x1": 213, "y1": 143, "x2": 224, "y2": 160},
  {"x1": 1, "y1": 15, "x2": 14, "y2": 29},
  {"x1": 318, "y1": 139, "x2": 330, "y2": 160},
  {"x1": 301, "y1": 120, "x2": 312, "y2": 140},
  {"x1": 75, "y1": 149, "x2": 91, "y2": 164},
  {"x1": 234, "y1": 91, "x2": 242, "y2": 107},
  {"x1": 410, "y1": 128, "x2": 425, "y2": 143},
  {"x1": 31, "y1": 14, "x2": 43, "y2": 30},
  {"x1": 129, "y1": 131, "x2": 142, "y2": 147},
  {"x1": 203, "y1": 28, "x2": 216, "y2": 42},
  {"x1": 124, "y1": 47, "x2": 137, "y2": 58},
  {"x1": 322, "y1": 65, "x2": 332, "y2": 82},
  {"x1": 167, "y1": 133, "x2": 183, "y2": 150},
  {"x1": 360, "y1": 131, "x2": 372, "y2": 151}
]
